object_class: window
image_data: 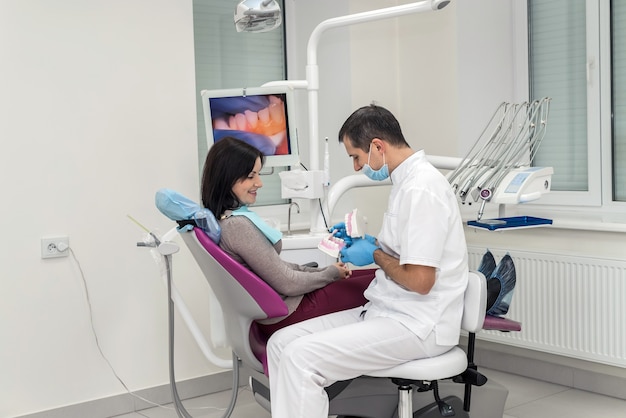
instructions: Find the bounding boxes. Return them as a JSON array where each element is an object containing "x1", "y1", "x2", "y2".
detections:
[
  {"x1": 193, "y1": 0, "x2": 288, "y2": 206},
  {"x1": 527, "y1": 0, "x2": 626, "y2": 210},
  {"x1": 613, "y1": 1, "x2": 626, "y2": 201}
]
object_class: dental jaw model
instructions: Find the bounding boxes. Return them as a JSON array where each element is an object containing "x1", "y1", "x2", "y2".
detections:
[
  {"x1": 318, "y1": 209, "x2": 365, "y2": 258},
  {"x1": 317, "y1": 235, "x2": 347, "y2": 259},
  {"x1": 344, "y1": 208, "x2": 365, "y2": 239}
]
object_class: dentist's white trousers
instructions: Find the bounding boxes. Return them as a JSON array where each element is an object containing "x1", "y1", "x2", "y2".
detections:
[{"x1": 266, "y1": 306, "x2": 452, "y2": 418}]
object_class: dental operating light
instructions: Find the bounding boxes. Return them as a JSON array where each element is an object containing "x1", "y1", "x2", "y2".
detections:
[{"x1": 234, "y1": 0, "x2": 282, "y2": 33}]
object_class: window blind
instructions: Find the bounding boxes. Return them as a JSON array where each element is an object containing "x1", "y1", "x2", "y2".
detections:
[
  {"x1": 613, "y1": 0, "x2": 626, "y2": 201},
  {"x1": 529, "y1": 0, "x2": 589, "y2": 192},
  {"x1": 193, "y1": 0, "x2": 288, "y2": 206}
]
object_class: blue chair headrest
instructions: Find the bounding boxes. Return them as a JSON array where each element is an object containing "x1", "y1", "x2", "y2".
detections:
[{"x1": 155, "y1": 188, "x2": 221, "y2": 244}]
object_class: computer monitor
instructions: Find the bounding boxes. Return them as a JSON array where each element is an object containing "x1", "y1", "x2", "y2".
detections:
[{"x1": 201, "y1": 86, "x2": 300, "y2": 168}]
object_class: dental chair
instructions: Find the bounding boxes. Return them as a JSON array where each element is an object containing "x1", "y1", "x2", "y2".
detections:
[
  {"x1": 156, "y1": 189, "x2": 516, "y2": 418},
  {"x1": 179, "y1": 227, "x2": 354, "y2": 402},
  {"x1": 181, "y1": 227, "x2": 288, "y2": 376},
  {"x1": 180, "y1": 224, "x2": 510, "y2": 418}
]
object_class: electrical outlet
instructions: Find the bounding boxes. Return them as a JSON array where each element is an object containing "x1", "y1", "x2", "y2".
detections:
[{"x1": 41, "y1": 236, "x2": 70, "y2": 259}]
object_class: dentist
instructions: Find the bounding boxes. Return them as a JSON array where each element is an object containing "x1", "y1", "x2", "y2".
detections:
[{"x1": 266, "y1": 104, "x2": 469, "y2": 418}]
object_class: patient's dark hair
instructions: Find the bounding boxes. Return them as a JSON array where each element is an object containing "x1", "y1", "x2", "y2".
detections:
[
  {"x1": 201, "y1": 137, "x2": 265, "y2": 216},
  {"x1": 338, "y1": 104, "x2": 410, "y2": 151}
]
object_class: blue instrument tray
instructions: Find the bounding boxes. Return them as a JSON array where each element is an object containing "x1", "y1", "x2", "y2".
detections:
[{"x1": 467, "y1": 216, "x2": 553, "y2": 231}]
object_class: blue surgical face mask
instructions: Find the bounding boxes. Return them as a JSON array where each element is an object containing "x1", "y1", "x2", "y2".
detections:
[{"x1": 362, "y1": 143, "x2": 389, "y2": 181}]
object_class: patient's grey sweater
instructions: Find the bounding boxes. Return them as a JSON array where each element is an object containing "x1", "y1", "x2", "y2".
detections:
[{"x1": 218, "y1": 215, "x2": 340, "y2": 323}]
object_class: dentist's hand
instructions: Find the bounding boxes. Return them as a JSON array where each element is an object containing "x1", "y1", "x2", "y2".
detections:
[
  {"x1": 331, "y1": 222, "x2": 377, "y2": 241},
  {"x1": 329, "y1": 222, "x2": 352, "y2": 246},
  {"x1": 340, "y1": 238, "x2": 380, "y2": 266},
  {"x1": 330, "y1": 221, "x2": 346, "y2": 236},
  {"x1": 363, "y1": 234, "x2": 377, "y2": 245}
]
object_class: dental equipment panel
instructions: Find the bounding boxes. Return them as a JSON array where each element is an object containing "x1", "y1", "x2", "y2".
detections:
[
  {"x1": 278, "y1": 169, "x2": 324, "y2": 199},
  {"x1": 491, "y1": 166, "x2": 553, "y2": 205},
  {"x1": 448, "y1": 98, "x2": 553, "y2": 221},
  {"x1": 201, "y1": 85, "x2": 300, "y2": 168}
]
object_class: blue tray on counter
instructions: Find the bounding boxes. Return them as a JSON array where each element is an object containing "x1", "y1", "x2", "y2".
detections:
[{"x1": 467, "y1": 216, "x2": 553, "y2": 231}]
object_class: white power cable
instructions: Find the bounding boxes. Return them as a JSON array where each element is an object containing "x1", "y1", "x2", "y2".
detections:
[{"x1": 68, "y1": 247, "x2": 228, "y2": 416}]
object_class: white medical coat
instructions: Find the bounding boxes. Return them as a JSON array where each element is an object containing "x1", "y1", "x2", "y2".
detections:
[{"x1": 363, "y1": 150, "x2": 469, "y2": 346}]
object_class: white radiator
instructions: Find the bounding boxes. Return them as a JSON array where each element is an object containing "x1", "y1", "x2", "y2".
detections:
[{"x1": 468, "y1": 247, "x2": 626, "y2": 368}]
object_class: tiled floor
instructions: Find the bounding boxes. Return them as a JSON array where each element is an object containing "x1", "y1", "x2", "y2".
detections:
[{"x1": 114, "y1": 368, "x2": 626, "y2": 418}]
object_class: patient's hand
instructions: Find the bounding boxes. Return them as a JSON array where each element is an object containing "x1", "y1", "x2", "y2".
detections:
[{"x1": 334, "y1": 262, "x2": 352, "y2": 279}]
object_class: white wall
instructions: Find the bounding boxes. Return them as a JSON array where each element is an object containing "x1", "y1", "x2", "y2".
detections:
[
  {"x1": 281, "y1": 0, "x2": 353, "y2": 230},
  {"x1": 296, "y1": 0, "x2": 518, "y2": 235},
  {"x1": 340, "y1": 0, "x2": 460, "y2": 234},
  {"x1": 0, "y1": 1, "x2": 226, "y2": 416},
  {"x1": 287, "y1": 0, "x2": 463, "y2": 235}
]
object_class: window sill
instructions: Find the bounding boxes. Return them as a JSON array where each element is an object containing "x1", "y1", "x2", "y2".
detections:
[
  {"x1": 550, "y1": 218, "x2": 626, "y2": 233},
  {"x1": 461, "y1": 203, "x2": 626, "y2": 234}
]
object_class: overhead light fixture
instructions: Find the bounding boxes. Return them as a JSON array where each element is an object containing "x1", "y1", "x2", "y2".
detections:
[{"x1": 234, "y1": 0, "x2": 282, "y2": 33}]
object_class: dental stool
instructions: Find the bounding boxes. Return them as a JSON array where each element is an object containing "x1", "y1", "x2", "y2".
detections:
[{"x1": 360, "y1": 270, "x2": 487, "y2": 418}]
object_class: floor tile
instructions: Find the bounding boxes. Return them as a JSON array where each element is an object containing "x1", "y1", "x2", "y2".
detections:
[
  {"x1": 482, "y1": 368, "x2": 569, "y2": 409},
  {"x1": 505, "y1": 387, "x2": 626, "y2": 418},
  {"x1": 112, "y1": 369, "x2": 626, "y2": 418},
  {"x1": 114, "y1": 387, "x2": 269, "y2": 418}
]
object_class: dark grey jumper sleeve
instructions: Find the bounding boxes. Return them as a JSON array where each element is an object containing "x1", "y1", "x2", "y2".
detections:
[{"x1": 218, "y1": 216, "x2": 340, "y2": 297}]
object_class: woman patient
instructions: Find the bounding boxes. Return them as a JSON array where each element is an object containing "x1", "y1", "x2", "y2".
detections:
[{"x1": 201, "y1": 137, "x2": 373, "y2": 338}]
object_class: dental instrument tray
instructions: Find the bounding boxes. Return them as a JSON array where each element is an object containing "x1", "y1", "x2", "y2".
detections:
[{"x1": 467, "y1": 216, "x2": 552, "y2": 231}]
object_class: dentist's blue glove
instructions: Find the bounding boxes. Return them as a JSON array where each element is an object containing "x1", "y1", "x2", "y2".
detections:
[
  {"x1": 339, "y1": 237, "x2": 380, "y2": 266},
  {"x1": 363, "y1": 234, "x2": 377, "y2": 245},
  {"x1": 330, "y1": 221, "x2": 346, "y2": 237},
  {"x1": 329, "y1": 222, "x2": 353, "y2": 246},
  {"x1": 331, "y1": 222, "x2": 376, "y2": 240}
]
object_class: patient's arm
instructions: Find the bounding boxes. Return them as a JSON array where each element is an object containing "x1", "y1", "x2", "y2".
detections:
[{"x1": 219, "y1": 216, "x2": 339, "y2": 296}]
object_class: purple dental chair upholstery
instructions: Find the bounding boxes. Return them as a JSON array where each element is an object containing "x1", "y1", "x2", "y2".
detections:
[
  {"x1": 181, "y1": 227, "x2": 288, "y2": 375},
  {"x1": 181, "y1": 226, "x2": 354, "y2": 409}
]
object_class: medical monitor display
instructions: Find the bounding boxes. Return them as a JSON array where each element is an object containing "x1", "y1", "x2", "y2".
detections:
[{"x1": 201, "y1": 86, "x2": 299, "y2": 168}]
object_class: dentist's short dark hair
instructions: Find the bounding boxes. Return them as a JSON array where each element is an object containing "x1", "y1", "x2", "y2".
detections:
[{"x1": 338, "y1": 104, "x2": 410, "y2": 151}]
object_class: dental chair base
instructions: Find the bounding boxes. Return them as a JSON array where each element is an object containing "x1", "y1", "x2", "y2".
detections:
[{"x1": 250, "y1": 371, "x2": 508, "y2": 418}]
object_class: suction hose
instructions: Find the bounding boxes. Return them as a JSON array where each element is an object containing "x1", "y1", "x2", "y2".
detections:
[
  {"x1": 163, "y1": 252, "x2": 240, "y2": 418},
  {"x1": 142, "y1": 229, "x2": 240, "y2": 418}
]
